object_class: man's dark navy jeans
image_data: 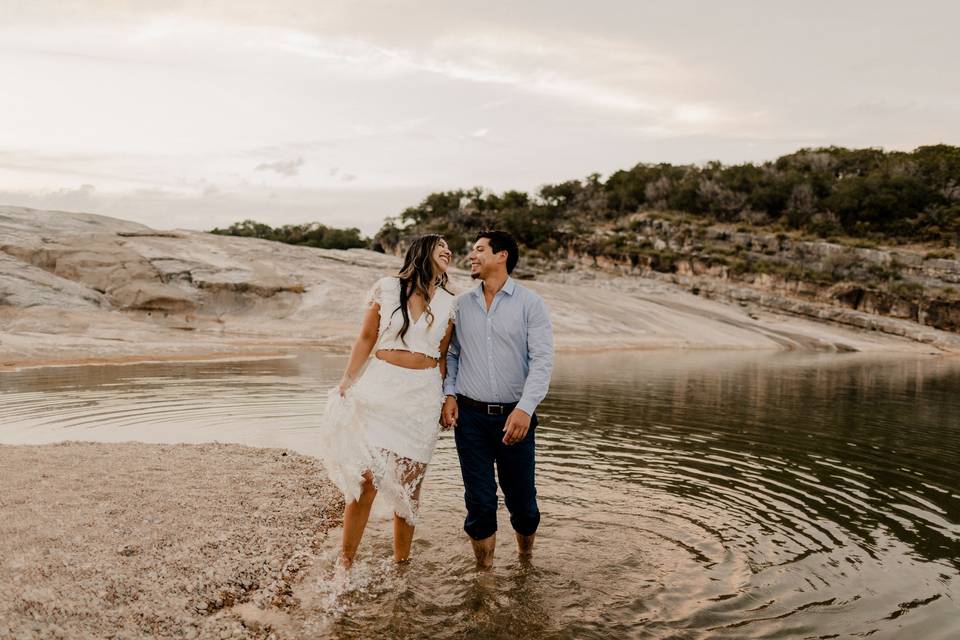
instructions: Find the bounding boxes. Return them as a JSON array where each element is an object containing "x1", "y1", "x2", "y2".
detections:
[{"x1": 454, "y1": 398, "x2": 540, "y2": 541}]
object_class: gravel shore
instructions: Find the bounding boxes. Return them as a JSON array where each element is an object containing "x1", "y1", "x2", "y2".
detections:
[{"x1": 0, "y1": 442, "x2": 342, "y2": 639}]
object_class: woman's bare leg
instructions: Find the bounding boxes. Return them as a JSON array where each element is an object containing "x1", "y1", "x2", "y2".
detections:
[
  {"x1": 392, "y1": 462, "x2": 426, "y2": 562},
  {"x1": 340, "y1": 471, "x2": 378, "y2": 568}
]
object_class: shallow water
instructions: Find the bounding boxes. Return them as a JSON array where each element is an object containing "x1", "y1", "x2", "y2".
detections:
[{"x1": 2, "y1": 350, "x2": 959, "y2": 639}]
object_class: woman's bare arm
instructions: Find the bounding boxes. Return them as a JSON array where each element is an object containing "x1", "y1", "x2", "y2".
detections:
[{"x1": 338, "y1": 303, "x2": 381, "y2": 394}]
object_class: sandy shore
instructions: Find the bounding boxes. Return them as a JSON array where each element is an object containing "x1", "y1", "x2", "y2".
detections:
[{"x1": 0, "y1": 442, "x2": 342, "y2": 640}]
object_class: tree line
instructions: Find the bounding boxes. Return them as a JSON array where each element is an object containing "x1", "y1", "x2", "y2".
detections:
[
  {"x1": 209, "y1": 219, "x2": 367, "y2": 250},
  {"x1": 375, "y1": 144, "x2": 960, "y2": 254},
  {"x1": 209, "y1": 145, "x2": 960, "y2": 256}
]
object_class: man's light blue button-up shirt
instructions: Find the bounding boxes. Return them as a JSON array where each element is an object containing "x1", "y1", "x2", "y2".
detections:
[{"x1": 443, "y1": 278, "x2": 554, "y2": 416}]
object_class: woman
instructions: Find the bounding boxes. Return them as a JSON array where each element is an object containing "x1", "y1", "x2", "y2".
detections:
[{"x1": 318, "y1": 234, "x2": 456, "y2": 568}]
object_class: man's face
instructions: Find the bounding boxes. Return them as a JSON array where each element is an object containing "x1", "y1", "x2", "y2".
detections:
[{"x1": 468, "y1": 238, "x2": 504, "y2": 280}]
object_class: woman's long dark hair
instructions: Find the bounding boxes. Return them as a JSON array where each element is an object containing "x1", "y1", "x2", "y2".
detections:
[{"x1": 393, "y1": 234, "x2": 450, "y2": 344}]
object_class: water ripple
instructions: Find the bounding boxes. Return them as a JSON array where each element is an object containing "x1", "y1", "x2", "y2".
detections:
[{"x1": 2, "y1": 350, "x2": 959, "y2": 638}]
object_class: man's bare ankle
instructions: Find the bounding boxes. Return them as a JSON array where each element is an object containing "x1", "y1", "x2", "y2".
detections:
[
  {"x1": 516, "y1": 532, "x2": 535, "y2": 556},
  {"x1": 471, "y1": 534, "x2": 496, "y2": 569}
]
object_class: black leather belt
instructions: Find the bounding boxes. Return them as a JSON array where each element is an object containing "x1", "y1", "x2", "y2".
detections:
[{"x1": 456, "y1": 394, "x2": 517, "y2": 416}]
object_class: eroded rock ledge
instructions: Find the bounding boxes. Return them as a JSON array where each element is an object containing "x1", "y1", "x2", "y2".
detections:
[
  {"x1": 557, "y1": 213, "x2": 960, "y2": 340},
  {"x1": 2, "y1": 205, "x2": 958, "y2": 369}
]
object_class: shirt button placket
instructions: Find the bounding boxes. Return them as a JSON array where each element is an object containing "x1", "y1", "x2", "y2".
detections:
[{"x1": 487, "y1": 317, "x2": 495, "y2": 398}]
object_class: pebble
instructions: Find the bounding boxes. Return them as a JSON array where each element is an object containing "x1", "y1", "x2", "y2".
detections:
[{"x1": 0, "y1": 442, "x2": 341, "y2": 639}]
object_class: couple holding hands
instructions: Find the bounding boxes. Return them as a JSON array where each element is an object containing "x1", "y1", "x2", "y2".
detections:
[{"x1": 318, "y1": 230, "x2": 554, "y2": 570}]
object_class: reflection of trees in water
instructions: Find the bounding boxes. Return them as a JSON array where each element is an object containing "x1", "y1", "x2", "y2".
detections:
[
  {"x1": 543, "y1": 352, "x2": 960, "y2": 568},
  {"x1": 549, "y1": 353, "x2": 960, "y2": 448}
]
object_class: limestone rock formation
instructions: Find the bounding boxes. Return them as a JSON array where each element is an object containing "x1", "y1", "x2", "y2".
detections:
[
  {"x1": 1, "y1": 205, "x2": 956, "y2": 370},
  {"x1": 563, "y1": 213, "x2": 960, "y2": 336}
]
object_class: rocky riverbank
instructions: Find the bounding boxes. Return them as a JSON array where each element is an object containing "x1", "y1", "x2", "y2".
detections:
[
  {"x1": 2, "y1": 205, "x2": 959, "y2": 371},
  {"x1": 558, "y1": 212, "x2": 960, "y2": 340},
  {"x1": 0, "y1": 442, "x2": 341, "y2": 639}
]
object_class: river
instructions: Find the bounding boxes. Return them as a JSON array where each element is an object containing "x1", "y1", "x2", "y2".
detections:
[{"x1": 1, "y1": 350, "x2": 958, "y2": 639}]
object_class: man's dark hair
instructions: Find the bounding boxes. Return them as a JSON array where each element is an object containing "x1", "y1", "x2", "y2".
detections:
[{"x1": 476, "y1": 230, "x2": 519, "y2": 274}]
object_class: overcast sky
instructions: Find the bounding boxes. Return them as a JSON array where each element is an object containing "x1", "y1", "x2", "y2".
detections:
[{"x1": 1, "y1": 1, "x2": 958, "y2": 235}]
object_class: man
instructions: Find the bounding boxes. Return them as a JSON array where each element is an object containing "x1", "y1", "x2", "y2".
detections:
[{"x1": 442, "y1": 230, "x2": 554, "y2": 569}]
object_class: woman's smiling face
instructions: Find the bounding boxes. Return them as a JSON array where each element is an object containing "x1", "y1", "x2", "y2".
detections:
[{"x1": 432, "y1": 238, "x2": 452, "y2": 273}]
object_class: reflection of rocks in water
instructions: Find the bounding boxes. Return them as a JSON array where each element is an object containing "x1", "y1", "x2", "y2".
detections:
[
  {"x1": 542, "y1": 350, "x2": 960, "y2": 625},
  {"x1": 549, "y1": 351, "x2": 960, "y2": 442},
  {"x1": 0, "y1": 353, "x2": 305, "y2": 394}
]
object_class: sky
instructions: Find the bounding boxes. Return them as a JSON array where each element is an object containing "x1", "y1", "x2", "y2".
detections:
[{"x1": 1, "y1": 1, "x2": 958, "y2": 235}]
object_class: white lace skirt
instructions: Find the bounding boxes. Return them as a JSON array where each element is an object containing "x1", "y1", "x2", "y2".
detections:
[{"x1": 317, "y1": 358, "x2": 443, "y2": 524}]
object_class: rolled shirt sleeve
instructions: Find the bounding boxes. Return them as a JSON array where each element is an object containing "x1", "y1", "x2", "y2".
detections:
[
  {"x1": 516, "y1": 296, "x2": 554, "y2": 416},
  {"x1": 443, "y1": 325, "x2": 461, "y2": 397}
]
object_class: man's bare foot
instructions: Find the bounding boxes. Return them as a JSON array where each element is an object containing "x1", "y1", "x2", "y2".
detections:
[
  {"x1": 471, "y1": 533, "x2": 496, "y2": 569},
  {"x1": 338, "y1": 553, "x2": 354, "y2": 570},
  {"x1": 516, "y1": 532, "x2": 535, "y2": 558}
]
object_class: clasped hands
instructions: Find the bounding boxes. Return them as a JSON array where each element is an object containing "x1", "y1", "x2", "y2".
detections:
[{"x1": 441, "y1": 396, "x2": 532, "y2": 445}]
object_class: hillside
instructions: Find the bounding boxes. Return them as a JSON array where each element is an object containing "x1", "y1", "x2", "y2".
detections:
[{"x1": 373, "y1": 146, "x2": 960, "y2": 340}]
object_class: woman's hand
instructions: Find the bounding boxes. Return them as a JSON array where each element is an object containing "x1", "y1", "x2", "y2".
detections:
[{"x1": 337, "y1": 372, "x2": 356, "y2": 397}]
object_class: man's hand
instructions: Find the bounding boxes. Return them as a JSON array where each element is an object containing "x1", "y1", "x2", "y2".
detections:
[
  {"x1": 441, "y1": 395, "x2": 459, "y2": 430},
  {"x1": 502, "y1": 408, "x2": 531, "y2": 445}
]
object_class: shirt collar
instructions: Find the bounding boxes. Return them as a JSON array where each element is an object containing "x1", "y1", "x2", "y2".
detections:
[{"x1": 473, "y1": 276, "x2": 516, "y2": 298}]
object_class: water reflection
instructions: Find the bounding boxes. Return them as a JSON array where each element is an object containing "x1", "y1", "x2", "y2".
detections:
[
  {"x1": 544, "y1": 353, "x2": 960, "y2": 571},
  {"x1": 1, "y1": 350, "x2": 959, "y2": 638}
]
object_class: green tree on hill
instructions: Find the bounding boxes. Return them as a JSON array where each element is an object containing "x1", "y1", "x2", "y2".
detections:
[
  {"x1": 376, "y1": 145, "x2": 960, "y2": 257},
  {"x1": 209, "y1": 220, "x2": 367, "y2": 250}
]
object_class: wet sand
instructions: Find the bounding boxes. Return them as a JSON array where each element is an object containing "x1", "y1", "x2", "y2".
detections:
[{"x1": 0, "y1": 442, "x2": 342, "y2": 639}]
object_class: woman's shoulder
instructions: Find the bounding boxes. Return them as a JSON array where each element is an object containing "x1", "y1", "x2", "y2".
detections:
[
  {"x1": 373, "y1": 275, "x2": 401, "y2": 290},
  {"x1": 365, "y1": 276, "x2": 399, "y2": 307}
]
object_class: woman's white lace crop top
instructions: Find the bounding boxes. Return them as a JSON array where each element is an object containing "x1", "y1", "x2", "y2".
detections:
[{"x1": 365, "y1": 276, "x2": 456, "y2": 359}]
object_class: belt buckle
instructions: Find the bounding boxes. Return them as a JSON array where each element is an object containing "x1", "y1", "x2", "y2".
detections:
[{"x1": 487, "y1": 404, "x2": 503, "y2": 416}]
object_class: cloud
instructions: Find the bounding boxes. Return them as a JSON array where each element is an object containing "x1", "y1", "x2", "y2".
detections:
[
  {"x1": 266, "y1": 31, "x2": 666, "y2": 113},
  {"x1": 2, "y1": 2, "x2": 959, "y2": 230},
  {"x1": 327, "y1": 167, "x2": 357, "y2": 182},
  {"x1": 255, "y1": 157, "x2": 305, "y2": 176},
  {"x1": 42, "y1": 183, "x2": 98, "y2": 209}
]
